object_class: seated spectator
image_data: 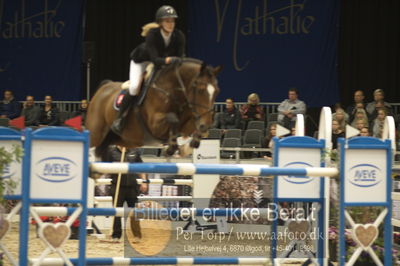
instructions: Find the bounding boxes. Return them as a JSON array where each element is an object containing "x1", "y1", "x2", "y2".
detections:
[
  {"x1": 38, "y1": 95, "x2": 59, "y2": 126},
  {"x1": 332, "y1": 108, "x2": 347, "y2": 131},
  {"x1": 371, "y1": 108, "x2": 387, "y2": 138},
  {"x1": 332, "y1": 119, "x2": 344, "y2": 149},
  {"x1": 333, "y1": 103, "x2": 349, "y2": 121},
  {"x1": 277, "y1": 88, "x2": 306, "y2": 129},
  {"x1": 219, "y1": 98, "x2": 241, "y2": 130},
  {"x1": 346, "y1": 90, "x2": 365, "y2": 121},
  {"x1": 21, "y1": 95, "x2": 40, "y2": 126},
  {"x1": 369, "y1": 100, "x2": 392, "y2": 121},
  {"x1": 0, "y1": 89, "x2": 20, "y2": 119},
  {"x1": 349, "y1": 102, "x2": 367, "y2": 122},
  {"x1": 350, "y1": 108, "x2": 368, "y2": 128},
  {"x1": 290, "y1": 127, "x2": 296, "y2": 136},
  {"x1": 366, "y1": 89, "x2": 391, "y2": 117},
  {"x1": 354, "y1": 118, "x2": 368, "y2": 131},
  {"x1": 72, "y1": 99, "x2": 89, "y2": 124},
  {"x1": 359, "y1": 127, "x2": 370, "y2": 136},
  {"x1": 240, "y1": 93, "x2": 264, "y2": 128},
  {"x1": 262, "y1": 123, "x2": 277, "y2": 160}
]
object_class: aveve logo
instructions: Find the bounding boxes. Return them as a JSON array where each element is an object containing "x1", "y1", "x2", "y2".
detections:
[
  {"x1": 283, "y1": 162, "x2": 314, "y2": 184},
  {"x1": 1, "y1": 164, "x2": 15, "y2": 179},
  {"x1": 348, "y1": 164, "x2": 382, "y2": 188},
  {"x1": 35, "y1": 157, "x2": 78, "y2": 183}
]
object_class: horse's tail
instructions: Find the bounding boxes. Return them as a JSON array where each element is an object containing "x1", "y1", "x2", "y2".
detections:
[{"x1": 95, "y1": 130, "x2": 119, "y2": 161}]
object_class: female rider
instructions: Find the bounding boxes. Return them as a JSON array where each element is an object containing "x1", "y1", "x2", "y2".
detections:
[{"x1": 112, "y1": 5, "x2": 186, "y2": 135}]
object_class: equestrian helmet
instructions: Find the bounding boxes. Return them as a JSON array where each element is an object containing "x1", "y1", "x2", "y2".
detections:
[{"x1": 155, "y1": 5, "x2": 178, "y2": 22}]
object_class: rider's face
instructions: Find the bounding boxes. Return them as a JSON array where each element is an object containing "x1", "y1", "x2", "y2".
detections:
[{"x1": 160, "y1": 18, "x2": 175, "y2": 34}]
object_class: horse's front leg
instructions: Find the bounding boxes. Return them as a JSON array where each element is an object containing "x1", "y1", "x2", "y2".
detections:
[
  {"x1": 190, "y1": 123, "x2": 209, "y2": 149},
  {"x1": 189, "y1": 131, "x2": 202, "y2": 149},
  {"x1": 164, "y1": 132, "x2": 179, "y2": 156}
]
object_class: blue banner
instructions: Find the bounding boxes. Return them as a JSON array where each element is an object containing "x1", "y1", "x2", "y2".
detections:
[
  {"x1": 0, "y1": 0, "x2": 84, "y2": 101},
  {"x1": 188, "y1": 0, "x2": 339, "y2": 107}
]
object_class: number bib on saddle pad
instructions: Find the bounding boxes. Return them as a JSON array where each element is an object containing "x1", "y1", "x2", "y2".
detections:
[{"x1": 113, "y1": 90, "x2": 129, "y2": 111}]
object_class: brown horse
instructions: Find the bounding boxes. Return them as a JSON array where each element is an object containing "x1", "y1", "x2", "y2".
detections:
[{"x1": 86, "y1": 58, "x2": 222, "y2": 159}]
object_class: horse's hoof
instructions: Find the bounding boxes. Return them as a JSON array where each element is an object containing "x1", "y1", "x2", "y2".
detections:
[
  {"x1": 190, "y1": 140, "x2": 200, "y2": 148},
  {"x1": 164, "y1": 146, "x2": 177, "y2": 156}
]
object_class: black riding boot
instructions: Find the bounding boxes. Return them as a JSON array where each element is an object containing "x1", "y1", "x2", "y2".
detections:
[{"x1": 111, "y1": 94, "x2": 136, "y2": 135}]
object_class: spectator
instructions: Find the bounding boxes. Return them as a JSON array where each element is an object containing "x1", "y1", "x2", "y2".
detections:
[
  {"x1": 21, "y1": 95, "x2": 40, "y2": 126},
  {"x1": 72, "y1": 99, "x2": 89, "y2": 124},
  {"x1": 350, "y1": 108, "x2": 368, "y2": 128},
  {"x1": 219, "y1": 98, "x2": 241, "y2": 130},
  {"x1": 262, "y1": 123, "x2": 277, "y2": 160},
  {"x1": 0, "y1": 89, "x2": 20, "y2": 119},
  {"x1": 349, "y1": 102, "x2": 368, "y2": 122},
  {"x1": 369, "y1": 100, "x2": 392, "y2": 122},
  {"x1": 38, "y1": 95, "x2": 59, "y2": 126},
  {"x1": 359, "y1": 127, "x2": 370, "y2": 136},
  {"x1": 371, "y1": 108, "x2": 387, "y2": 138},
  {"x1": 332, "y1": 108, "x2": 347, "y2": 131},
  {"x1": 366, "y1": 89, "x2": 391, "y2": 117},
  {"x1": 290, "y1": 127, "x2": 296, "y2": 136},
  {"x1": 104, "y1": 145, "x2": 147, "y2": 241},
  {"x1": 355, "y1": 118, "x2": 368, "y2": 131},
  {"x1": 240, "y1": 93, "x2": 264, "y2": 128},
  {"x1": 333, "y1": 103, "x2": 349, "y2": 121},
  {"x1": 332, "y1": 119, "x2": 344, "y2": 149},
  {"x1": 346, "y1": 90, "x2": 365, "y2": 121},
  {"x1": 277, "y1": 88, "x2": 306, "y2": 129}
]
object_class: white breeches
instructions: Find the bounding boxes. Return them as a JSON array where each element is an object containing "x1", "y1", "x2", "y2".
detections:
[{"x1": 129, "y1": 60, "x2": 149, "y2": 96}]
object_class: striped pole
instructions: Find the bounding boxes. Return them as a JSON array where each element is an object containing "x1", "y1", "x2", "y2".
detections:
[
  {"x1": 95, "y1": 178, "x2": 193, "y2": 186},
  {"x1": 91, "y1": 162, "x2": 339, "y2": 177},
  {"x1": 94, "y1": 195, "x2": 193, "y2": 203},
  {"x1": 31, "y1": 207, "x2": 271, "y2": 219},
  {"x1": 29, "y1": 257, "x2": 271, "y2": 265}
]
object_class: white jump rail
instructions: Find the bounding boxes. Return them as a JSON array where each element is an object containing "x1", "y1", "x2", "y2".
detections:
[
  {"x1": 95, "y1": 178, "x2": 193, "y2": 186},
  {"x1": 29, "y1": 257, "x2": 271, "y2": 265},
  {"x1": 90, "y1": 162, "x2": 339, "y2": 177}
]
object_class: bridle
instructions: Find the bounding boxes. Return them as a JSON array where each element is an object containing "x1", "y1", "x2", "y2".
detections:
[
  {"x1": 174, "y1": 63, "x2": 216, "y2": 124},
  {"x1": 150, "y1": 61, "x2": 216, "y2": 130}
]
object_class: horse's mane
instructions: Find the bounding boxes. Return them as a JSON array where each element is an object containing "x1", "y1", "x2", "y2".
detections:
[
  {"x1": 182, "y1": 57, "x2": 203, "y2": 65},
  {"x1": 158, "y1": 57, "x2": 204, "y2": 76}
]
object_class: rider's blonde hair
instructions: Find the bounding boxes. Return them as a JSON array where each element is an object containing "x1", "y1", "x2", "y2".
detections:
[{"x1": 141, "y1": 22, "x2": 159, "y2": 37}]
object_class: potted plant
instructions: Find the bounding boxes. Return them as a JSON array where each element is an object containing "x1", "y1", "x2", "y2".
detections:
[
  {"x1": 328, "y1": 206, "x2": 399, "y2": 265},
  {"x1": 0, "y1": 144, "x2": 22, "y2": 265}
]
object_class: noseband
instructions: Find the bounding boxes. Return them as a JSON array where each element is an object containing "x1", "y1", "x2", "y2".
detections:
[{"x1": 174, "y1": 64, "x2": 215, "y2": 123}]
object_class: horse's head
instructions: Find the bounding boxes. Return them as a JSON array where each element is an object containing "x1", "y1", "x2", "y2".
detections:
[{"x1": 185, "y1": 62, "x2": 222, "y2": 135}]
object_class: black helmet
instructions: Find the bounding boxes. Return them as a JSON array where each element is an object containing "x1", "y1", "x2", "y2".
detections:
[{"x1": 155, "y1": 5, "x2": 178, "y2": 22}]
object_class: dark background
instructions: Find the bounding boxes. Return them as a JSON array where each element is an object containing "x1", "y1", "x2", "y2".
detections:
[{"x1": 84, "y1": 0, "x2": 400, "y2": 106}]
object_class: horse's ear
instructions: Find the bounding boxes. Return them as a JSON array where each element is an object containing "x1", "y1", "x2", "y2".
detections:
[
  {"x1": 213, "y1": 65, "x2": 223, "y2": 76},
  {"x1": 200, "y1": 62, "x2": 207, "y2": 74}
]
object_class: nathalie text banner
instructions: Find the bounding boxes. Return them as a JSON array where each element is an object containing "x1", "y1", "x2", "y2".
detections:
[
  {"x1": 0, "y1": 0, "x2": 84, "y2": 100},
  {"x1": 188, "y1": 0, "x2": 339, "y2": 107}
]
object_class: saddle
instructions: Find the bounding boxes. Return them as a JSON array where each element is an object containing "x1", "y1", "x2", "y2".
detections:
[{"x1": 115, "y1": 64, "x2": 155, "y2": 111}]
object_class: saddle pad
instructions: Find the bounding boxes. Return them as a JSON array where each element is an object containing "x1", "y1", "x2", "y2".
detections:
[{"x1": 113, "y1": 90, "x2": 128, "y2": 111}]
